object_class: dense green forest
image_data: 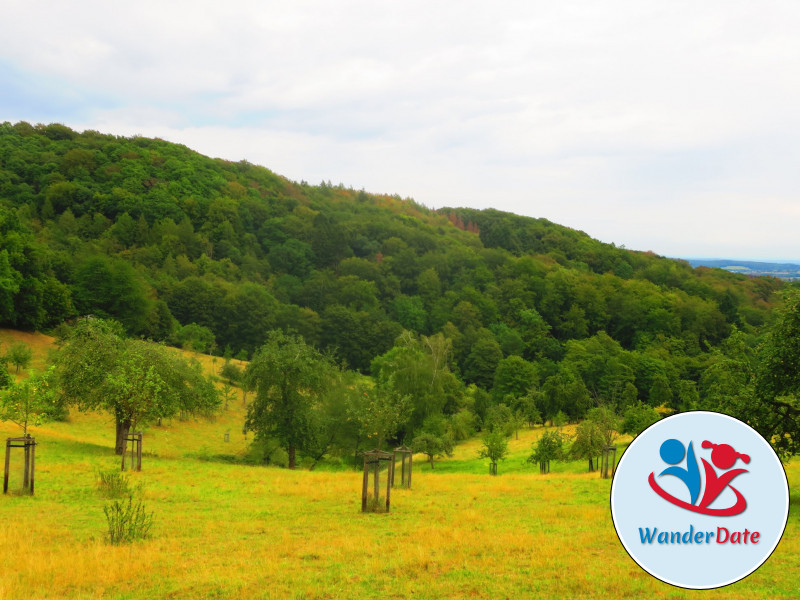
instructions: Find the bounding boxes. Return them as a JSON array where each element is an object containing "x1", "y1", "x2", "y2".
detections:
[{"x1": 1, "y1": 120, "x2": 797, "y2": 463}]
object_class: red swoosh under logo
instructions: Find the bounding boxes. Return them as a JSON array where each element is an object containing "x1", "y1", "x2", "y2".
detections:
[{"x1": 648, "y1": 472, "x2": 747, "y2": 516}]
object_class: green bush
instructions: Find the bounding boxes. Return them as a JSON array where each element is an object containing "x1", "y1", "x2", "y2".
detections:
[
  {"x1": 103, "y1": 495, "x2": 154, "y2": 544},
  {"x1": 96, "y1": 469, "x2": 134, "y2": 498}
]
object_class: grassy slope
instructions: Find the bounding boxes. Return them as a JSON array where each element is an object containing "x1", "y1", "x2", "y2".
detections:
[{"x1": 0, "y1": 332, "x2": 798, "y2": 599}]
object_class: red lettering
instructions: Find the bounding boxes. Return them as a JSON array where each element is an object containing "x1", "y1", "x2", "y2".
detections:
[
  {"x1": 715, "y1": 527, "x2": 760, "y2": 544},
  {"x1": 716, "y1": 527, "x2": 729, "y2": 543}
]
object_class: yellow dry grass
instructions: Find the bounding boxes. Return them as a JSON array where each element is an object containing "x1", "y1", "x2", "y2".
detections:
[
  {"x1": 0, "y1": 445, "x2": 796, "y2": 599},
  {"x1": 0, "y1": 332, "x2": 797, "y2": 598},
  {"x1": 0, "y1": 329, "x2": 57, "y2": 379}
]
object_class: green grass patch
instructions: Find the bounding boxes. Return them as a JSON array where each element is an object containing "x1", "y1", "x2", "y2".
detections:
[{"x1": 0, "y1": 415, "x2": 798, "y2": 598}]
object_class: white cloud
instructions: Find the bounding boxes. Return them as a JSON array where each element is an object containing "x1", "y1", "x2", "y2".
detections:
[{"x1": 2, "y1": 0, "x2": 799, "y2": 259}]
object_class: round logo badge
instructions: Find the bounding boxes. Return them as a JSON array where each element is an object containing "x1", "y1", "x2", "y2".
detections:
[{"x1": 610, "y1": 411, "x2": 789, "y2": 589}]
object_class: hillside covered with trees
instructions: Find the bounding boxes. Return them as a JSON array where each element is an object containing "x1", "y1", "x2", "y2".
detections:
[{"x1": 0, "y1": 121, "x2": 795, "y2": 463}]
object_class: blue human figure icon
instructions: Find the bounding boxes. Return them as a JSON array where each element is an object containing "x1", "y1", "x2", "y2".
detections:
[{"x1": 658, "y1": 439, "x2": 701, "y2": 505}]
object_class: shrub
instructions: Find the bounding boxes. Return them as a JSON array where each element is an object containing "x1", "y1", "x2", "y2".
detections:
[
  {"x1": 104, "y1": 495, "x2": 154, "y2": 544},
  {"x1": 96, "y1": 469, "x2": 134, "y2": 498},
  {"x1": 528, "y1": 430, "x2": 566, "y2": 474}
]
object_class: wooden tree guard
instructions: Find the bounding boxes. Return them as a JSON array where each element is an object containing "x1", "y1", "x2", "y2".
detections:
[
  {"x1": 392, "y1": 445, "x2": 413, "y2": 489},
  {"x1": 539, "y1": 460, "x2": 550, "y2": 475},
  {"x1": 4, "y1": 435, "x2": 36, "y2": 495},
  {"x1": 361, "y1": 449, "x2": 393, "y2": 512},
  {"x1": 489, "y1": 462, "x2": 498, "y2": 476},
  {"x1": 601, "y1": 445, "x2": 617, "y2": 479},
  {"x1": 122, "y1": 432, "x2": 143, "y2": 472}
]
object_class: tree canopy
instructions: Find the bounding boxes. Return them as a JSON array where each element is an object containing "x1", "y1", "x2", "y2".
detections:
[
  {"x1": 244, "y1": 331, "x2": 335, "y2": 469},
  {"x1": 55, "y1": 318, "x2": 220, "y2": 454},
  {"x1": 1, "y1": 122, "x2": 797, "y2": 458}
]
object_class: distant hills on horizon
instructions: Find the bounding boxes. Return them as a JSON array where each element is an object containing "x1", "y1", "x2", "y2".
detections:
[{"x1": 682, "y1": 258, "x2": 800, "y2": 281}]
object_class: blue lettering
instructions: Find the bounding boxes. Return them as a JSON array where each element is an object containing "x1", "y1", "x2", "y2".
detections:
[
  {"x1": 639, "y1": 528, "x2": 658, "y2": 543},
  {"x1": 681, "y1": 525, "x2": 694, "y2": 543},
  {"x1": 637, "y1": 526, "x2": 724, "y2": 544}
]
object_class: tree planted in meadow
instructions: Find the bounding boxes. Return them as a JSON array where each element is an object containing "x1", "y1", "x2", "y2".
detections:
[
  {"x1": 411, "y1": 432, "x2": 453, "y2": 469},
  {"x1": 245, "y1": 331, "x2": 333, "y2": 469},
  {"x1": 479, "y1": 429, "x2": 509, "y2": 475},
  {"x1": 370, "y1": 331, "x2": 462, "y2": 435},
  {"x1": 570, "y1": 420, "x2": 605, "y2": 472},
  {"x1": 6, "y1": 341, "x2": 33, "y2": 374},
  {"x1": 529, "y1": 430, "x2": 565, "y2": 474},
  {"x1": 0, "y1": 369, "x2": 57, "y2": 434},
  {"x1": 55, "y1": 318, "x2": 220, "y2": 454}
]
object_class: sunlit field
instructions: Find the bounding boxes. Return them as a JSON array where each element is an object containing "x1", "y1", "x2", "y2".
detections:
[{"x1": 0, "y1": 331, "x2": 798, "y2": 599}]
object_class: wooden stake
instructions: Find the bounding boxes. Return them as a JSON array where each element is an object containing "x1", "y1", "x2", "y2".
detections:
[
  {"x1": 29, "y1": 440, "x2": 35, "y2": 495},
  {"x1": 3, "y1": 439, "x2": 10, "y2": 494}
]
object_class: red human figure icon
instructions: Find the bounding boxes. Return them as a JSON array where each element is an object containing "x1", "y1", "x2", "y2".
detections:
[{"x1": 698, "y1": 441, "x2": 750, "y2": 510}]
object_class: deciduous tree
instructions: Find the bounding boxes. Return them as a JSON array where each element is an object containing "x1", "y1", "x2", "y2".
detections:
[
  {"x1": 245, "y1": 331, "x2": 334, "y2": 468},
  {"x1": 56, "y1": 318, "x2": 220, "y2": 454},
  {"x1": 6, "y1": 341, "x2": 33, "y2": 374},
  {"x1": 479, "y1": 430, "x2": 509, "y2": 475}
]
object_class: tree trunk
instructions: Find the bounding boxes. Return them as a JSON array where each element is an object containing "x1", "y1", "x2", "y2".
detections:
[
  {"x1": 288, "y1": 445, "x2": 296, "y2": 470},
  {"x1": 115, "y1": 417, "x2": 131, "y2": 456},
  {"x1": 588, "y1": 457, "x2": 594, "y2": 472},
  {"x1": 429, "y1": 454, "x2": 434, "y2": 470}
]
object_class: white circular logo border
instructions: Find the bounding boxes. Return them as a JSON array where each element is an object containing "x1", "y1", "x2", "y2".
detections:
[{"x1": 610, "y1": 410, "x2": 790, "y2": 590}]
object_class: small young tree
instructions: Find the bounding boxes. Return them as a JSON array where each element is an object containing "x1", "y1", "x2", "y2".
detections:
[
  {"x1": 6, "y1": 341, "x2": 33, "y2": 374},
  {"x1": 570, "y1": 420, "x2": 605, "y2": 472},
  {"x1": 411, "y1": 432, "x2": 453, "y2": 469},
  {"x1": 221, "y1": 383, "x2": 235, "y2": 410},
  {"x1": 0, "y1": 369, "x2": 56, "y2": 434},
  {"x1": 479, "y1": 430, "x2": 509, "y2": 475},
  {"x1": 240, "y1": 367, "x2": 256, "y2": 406},
  {"x1": 528, "y1": 430, "x2": 565, "y2": 474}
]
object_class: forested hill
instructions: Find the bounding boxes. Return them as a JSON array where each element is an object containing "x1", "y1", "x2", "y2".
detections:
[{"x1": 0, "y1": 121, "x2": 785, "y2": 405}]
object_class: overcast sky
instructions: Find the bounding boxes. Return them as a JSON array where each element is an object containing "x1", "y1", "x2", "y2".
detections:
[{"x1": 2, "y1": 1, "x2": 799, "y2": 260}]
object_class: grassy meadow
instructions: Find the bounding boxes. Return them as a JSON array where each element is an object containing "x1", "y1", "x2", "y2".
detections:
[{"x1": 0, "y1": 331, "x2": 798, "y2": 599}]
